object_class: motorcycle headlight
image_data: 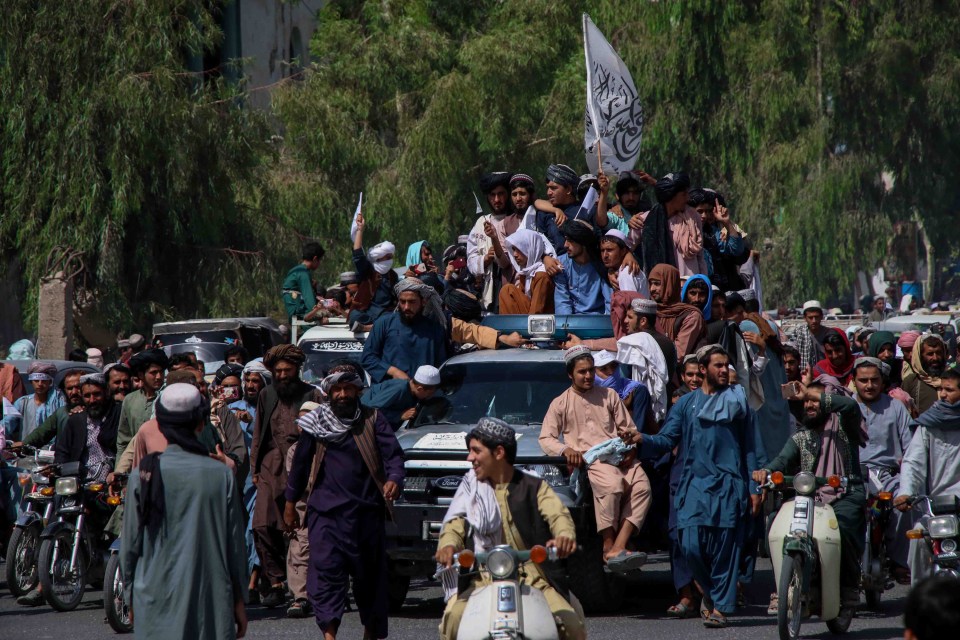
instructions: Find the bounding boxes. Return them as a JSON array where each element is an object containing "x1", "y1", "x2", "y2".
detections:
[
  {"x1": 518, "y1": 464, "x2": 566, "y2": 487},
  {"x1": 793, "y1": 472, "x2": 816, "y2": 496},
  {"x1": 55, "y1": 477, "x2": 78, "y2": 496},
  {"x1": 486, "y1": 548, "x2": 516, "y2": 580},
  {"x1": 928, "y1": 516, "x2": 959, "y2": 539}
]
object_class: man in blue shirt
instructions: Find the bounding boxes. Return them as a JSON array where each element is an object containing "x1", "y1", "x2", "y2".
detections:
[{"x1": 553, "y1": 220, "x2": 610, "y2": 315}]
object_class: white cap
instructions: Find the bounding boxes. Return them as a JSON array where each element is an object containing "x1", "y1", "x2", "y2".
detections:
[
  {"x1": 413, "y1": 365, "x2": 441, "y2": 386},
  {"x1": 802, "y1": 300, "x2": 823, "y2": 312},
  {"x1": 631, "y1": 298, "x2": 659, "y2": 315},
  {"x1": 593, "y1": 350, "x2": 617, "y2": 367}
]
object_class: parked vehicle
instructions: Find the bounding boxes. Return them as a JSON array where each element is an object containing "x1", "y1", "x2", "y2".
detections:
[
  {"x1": 763, "y1": 471, "x2": 854, "y2": 640},
  {"x1": 2, "y1": 442, "x2": 55, "y2": 596},
  {"x1": 448, "y1": 545, "x2": 561, "y2": 640},
  {"x1": 296, "y1": 320, "x2": 367, "y2": 386},
  {"x1": 152, "y1": 318, "x2": 284, "y2": 375},
  {"x1": 36, "y1": 460, "x2": 117, "y2": 611},
  {"x1": 907, "y1": 494, "x2": 960, "y2": 580},
  {"x1": 10, "y1": 360, "x2": 100, "y2": 394},
  {"x1": 103, "y1": 473, "x2": 132, "y2": 634},
  {"x1": 388, "y1": 315, "x2": 649, "y2": 614}
]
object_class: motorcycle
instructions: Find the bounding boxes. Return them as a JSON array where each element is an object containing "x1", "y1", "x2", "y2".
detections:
[
  {"x1": 906, "y1": 495, "x2": 960, "y2": 579},
  {"x1": 444, "y1": 544, "x2": 562, "y2": 640},
  {"x1": 103, "y1": 472, "x2": 132, "y2": 633},
  {"x1": 36, "y1": 459, "x2": 117, "y2": 611},
  {"x1": 763, "y1": 471, "x2": 853, "y2": 640},
  {"x1": 2, "y1": 442, "x2": 55, "y2": 597},
  {"x1": 861, "y1": 468, "x2": 894, "y2": 610}
]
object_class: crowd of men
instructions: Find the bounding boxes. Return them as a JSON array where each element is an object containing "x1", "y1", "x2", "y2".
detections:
[{"x1": 2, "y1": 164, "x2": 960, "y2": 638}]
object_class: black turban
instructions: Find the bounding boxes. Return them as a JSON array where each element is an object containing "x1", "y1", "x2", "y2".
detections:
[
  {"x1": 263, "y1": 344, "x2": 305, "y2": 370},
  {"x1": 129, "y1": 348, "x2": 169, "y2": 375},
  {"x1": 443, "y1": 288, "x2": 483, "y2": 322},
  {"x1": 687, "y1": 187, "x2": 715, "y2": 207},
  {"x1": 654, "y1": 172, "x2": 691, "y2": 204},
  {"x1": 214, "y1": 362, "x2": 244, "y2": 386},
  {"x1": 479, "y1": 171, "x2": 512, "y2": 194},
  {"x1": 545, "y1": 164, "x2": 578, "y2": 188},
  {"x1": 615, "y1": 172, "x2": 641, "y2": 198},
  {"x1": 724, "y1": 292, "x2": 746, "y2": 312},
  {"x1": 560, "y1": 219, "x2": 599, "y2": 249}
]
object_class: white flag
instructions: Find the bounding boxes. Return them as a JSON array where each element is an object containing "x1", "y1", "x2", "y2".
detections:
[
  {"x1": 349, "y1": 192, "x2": 363, "y2": 243},
  {"x1": 3, "y1": 396, "x2": 20, "y2": 419},
  {"x1": 583, "y1": 14, "x2": 643, "y2": 176},
  {"x1": 573, "y1": 186, "x2": 599, "y2": 221},
  {"x1": 473, "y1": 191, "x2": 484, "y2": 216}
]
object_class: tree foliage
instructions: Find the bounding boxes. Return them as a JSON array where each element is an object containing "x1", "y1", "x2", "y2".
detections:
[{"x1": 6, "y1": 0, "x2": 960, "y2": 337}]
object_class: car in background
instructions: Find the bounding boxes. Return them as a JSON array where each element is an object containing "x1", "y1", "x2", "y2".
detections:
[
  {"x1": 9, "y1": 360, "x2": 100, "y2": 395},
  {"x1": 296, "y1": 320, "x2": 368, "y2": 386},
  {"x1": 385, "y1": 315, "x2": 636, "y2": 614},
  {"x1": 152, "y1": 318, "x2": 284, "y2": 375}
]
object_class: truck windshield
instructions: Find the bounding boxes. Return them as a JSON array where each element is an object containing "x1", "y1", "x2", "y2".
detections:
[{"x1": 427, "y1": 360, "x2": 570, "y2": 426}]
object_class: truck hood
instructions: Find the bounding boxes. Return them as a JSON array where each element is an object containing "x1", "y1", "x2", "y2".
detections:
[{"x1": 396, "y1": 422, "x2": 549, "y2": 460}]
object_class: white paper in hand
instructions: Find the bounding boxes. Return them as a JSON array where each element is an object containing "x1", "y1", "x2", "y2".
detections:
[{"x1": 349, "y1": 192, "x2": 363, "y2": 243}]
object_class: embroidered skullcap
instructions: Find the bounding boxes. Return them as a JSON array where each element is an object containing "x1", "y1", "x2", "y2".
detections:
[
  {"x1": 86, "y1": 348, "x2": 104, "y2": 368},
  {"x1": 603, "y1": 229, "x2": 631, "y2": 250},
  {"x1": 578, "y1": 174, "x2": 598, "y2": 192},
  {"x1": 802, "y1": 300, "x2": 823, "y2": 313},
  {"x1": 546, "y1": 164, "x2": 578, "y2": 188},
  {"x1": 469, "y1": 417, "x2": 516, "y2": 447},
  {"x1": 630, "y1": 298, "x2": 659, "y2": 315},
  {"x1": 263, "y1": 344, "x2": 305, "y2": 370},
  {"x1": 738, "y1": 289, "x2": 757, "y2": 302},
  {"x1": 156, "y1": 383, "x2": 208, "y2": 427},
  {"x1": 339, "y1": 272, "x2": 360, "y2": 285},
  {"x1": 681, "y1": 353, "x2": 699, "y2": 366},
  {"x1": 128, "y1": 334, "x2": 146, "y2": 349},
  {"x1": 509, "y1": 174, "x2": 535, "y2": 190},
  {"x1": 695, "y1": 343, "x2": 727, "y2": 364},
  {"x1": 853, "y1": 356, "x2": 890, "y2": 378},
  {"x1": 563, "y1": 345, "x2": 593, "y2": 364}
]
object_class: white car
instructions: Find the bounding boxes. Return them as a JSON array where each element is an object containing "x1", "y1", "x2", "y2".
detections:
[{"x1": 296, "y1": 319, "x2": 368, "y2": 385}]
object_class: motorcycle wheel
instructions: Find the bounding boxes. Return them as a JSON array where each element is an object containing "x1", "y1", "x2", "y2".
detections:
[
  {"x1": 104, "y1": 553, "x2": 133, "y2": 633},
  {"x1": 777, "y1": 554, "x2": 804, "y2": 640},
  {"x1": 38, "y1": 530, "x2": 87, "y2": 612},
  {"x1": 864, "y1": 555, "x2": 883, "y2": 611},
  {"x1": 5, "y1": 525, "x2": 41, "y2": 597}
]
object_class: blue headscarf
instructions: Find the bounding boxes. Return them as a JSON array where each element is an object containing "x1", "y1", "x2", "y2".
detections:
[
  {"x1": 680, "y1": 274, "x2": 713, "y2": 321},
  {"x1": 405, "y1": 240, "x2": 430, "y2": 268},
  {"x1": 914, "y1": 399, "x2": 960, "y2": 431}
]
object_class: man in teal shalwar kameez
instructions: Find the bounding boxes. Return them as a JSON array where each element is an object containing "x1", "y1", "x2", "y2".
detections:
[{"x1": 121, "y1": 383, "x2": 248, "y2": 640}]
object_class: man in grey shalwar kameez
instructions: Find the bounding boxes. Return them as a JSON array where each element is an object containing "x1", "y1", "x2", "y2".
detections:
[
  {"x1": 121, "y1": 383, "x2": 248, "y2": 640},
  {"x1": 896, "y1": 368, "x2": 960, "y2": 585}
]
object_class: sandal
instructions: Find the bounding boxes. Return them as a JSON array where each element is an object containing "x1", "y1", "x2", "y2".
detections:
[
  {"x1": 703, "y1": 612, "x2": 728, "y2": 629},
  {"x1": 666, "y1": 601, "x2": 698, "y2": 618},
  {"x1": 605, "y1": 550, "x2": 647, "y2": 574}
]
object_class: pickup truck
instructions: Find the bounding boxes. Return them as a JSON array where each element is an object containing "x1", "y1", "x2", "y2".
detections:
[{"x1": 384, "y1": 315, "x2": 634, "y2": 613}]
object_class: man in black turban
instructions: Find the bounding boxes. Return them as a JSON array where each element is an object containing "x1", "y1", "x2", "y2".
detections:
[
  {"x1": 688, "y1": 187, "x2": 747, "y2": 291},
  {"x1": 535, "y1": 163, "x2": 599, "y2": 255},
  {"x1": 467, "y1": 171, "x2": 519, "y2": 311},
  {"x1": 638, "y1": 172, "x2": 692, "y2": 273}
]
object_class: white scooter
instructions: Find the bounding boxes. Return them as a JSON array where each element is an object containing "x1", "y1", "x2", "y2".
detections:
[
  {"x1": 763, "y1": 471, "x2": 853, "y2": 640},
  {"x1": 451, "y1": 544, "x2": 562, "y2": 640}
]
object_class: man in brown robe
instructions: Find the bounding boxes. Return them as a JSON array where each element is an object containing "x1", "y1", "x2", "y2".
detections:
[
  {"x1": 648, "y1": 263, "x2": 706, "y2": 364},
  {"x1": 251, "y1": 344, "x2": 320, "y2": 607}
]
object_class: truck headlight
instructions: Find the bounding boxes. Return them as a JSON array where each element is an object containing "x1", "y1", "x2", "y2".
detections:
[
  {"x1": 55, "y1": 477, "x2": 78, "y2": 496},
  {"x1": 527, "y1": 315, "x2": 555, "y2": 340},
  {"x1": 486, "y1": 548, "x2": 516, "y2": 579},
  {"x1": 928, "y1": 516, "x2": 959, "y2": 538},
  {"x1": 793, "y1": 472, "x2": 816, "y2": 496}
]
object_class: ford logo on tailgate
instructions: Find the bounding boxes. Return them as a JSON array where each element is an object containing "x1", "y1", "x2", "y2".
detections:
[{"x1": 433, "y1": 476, "x2": 462, "y2": 491}]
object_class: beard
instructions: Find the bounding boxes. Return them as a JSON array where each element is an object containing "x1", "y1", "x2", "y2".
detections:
[
  {"x1": 331, "y1": 397, "x2": 360, "y2": 420},
  {"x1": 275, "y1": 378, "x2": 302, "y2": 401},
  {"x1": 87, "y1": 403, "x2": 107, "y2": 419},
  {"x1": 925, "y1": 362, "x2": 945, "y2": 376},
  {"x1": 802, "y1": 413, "x2": 827, "y2": 430}
]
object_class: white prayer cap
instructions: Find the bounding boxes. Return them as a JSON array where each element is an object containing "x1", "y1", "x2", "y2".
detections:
[
  {"x1": 603, "y1": 229, "x2": 632, "y2": 249},
  {"x1": 563, "y1": 345, "x2": 593, "y2": 364},
  {"x1": 299, "y1": 401, "x2": 321, "y2": 413},
  {"x1": 738, "y1": 289, "x2": 757, "y2": 302},
  {"x1": 413, "y1": 365, "x2": 441, "y2": 386},
  {"x1": 802, "y1": 300, "x2": 823, "y2": 312},
  {"x1": 593, "y1": 350, "x2": 617, "y2": 368},
  {"x1": 631, "y1": 298, "x2": 659, "y2": 315},
  {"x1": 86, "y1": 348, "x2": 104, "y2": 368}
]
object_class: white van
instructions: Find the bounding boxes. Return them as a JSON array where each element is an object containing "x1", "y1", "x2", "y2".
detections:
[{"x1": 296, "y1": 319, "x2": 368, "y2": 385}]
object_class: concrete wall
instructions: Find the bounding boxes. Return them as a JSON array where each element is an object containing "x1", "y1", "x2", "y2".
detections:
[{"x1": 238, "y1": 0, "x2": 324, "y2": 110}]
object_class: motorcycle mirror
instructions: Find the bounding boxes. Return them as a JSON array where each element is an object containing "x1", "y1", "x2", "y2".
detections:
[
  {"x1": 457, "y1": 549, "x2": 475, "y2": 569},
  {"x1": 827, "y1": 475, "x2": 842, "y2": 489},
  {"x1": 529, "y1": 545, "x2": 547, "y2": 564},
  {"x1": 906, "y1": 529, "x2": 924, "y2": 540},
  {"x1": 770, "y1": 471, "x2": 784, "y2": 485}
]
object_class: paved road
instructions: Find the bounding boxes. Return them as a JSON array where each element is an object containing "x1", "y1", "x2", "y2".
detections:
[{"x1": 0, "y1": 557, "x2": 908, "y2": 639}]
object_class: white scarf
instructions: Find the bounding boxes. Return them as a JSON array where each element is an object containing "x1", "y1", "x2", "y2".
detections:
[
  {"x1": 504, "y1": 229, "x2": 547, "y2": 295},
  {"x1": 616, "y1": 332, "x2": 669, "y2": 421}
]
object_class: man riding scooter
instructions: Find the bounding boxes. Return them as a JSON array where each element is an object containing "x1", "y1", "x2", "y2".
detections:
[
  {"x1": 435, "y1": 418, "x2": 586, "y2": 640},
  {"x1": 753, "y1": 375, "x2": 867, "y2": 618}
]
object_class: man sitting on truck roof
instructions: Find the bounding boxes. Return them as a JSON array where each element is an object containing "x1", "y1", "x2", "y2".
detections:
[
  {"x1": 539, "y1": 346, "x2": 651, "y2": 572},
  {"x1": 436, "y1": 417, "x2": 585, "y2": 640},
  {"x1": 282, "y1": 241, "x2": 325, "y2": 323}
]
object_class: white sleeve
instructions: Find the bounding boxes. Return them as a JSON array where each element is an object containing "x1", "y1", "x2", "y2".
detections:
[
  {"x1": 899, "y1": 427, "x2": 928, "y2": 497},
  {"x1": 540, "y1": 232, "x2": 559, "y2": 256},
  {"x1": 618, "y1": 266, "x2": 650, "y2": 298}
]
